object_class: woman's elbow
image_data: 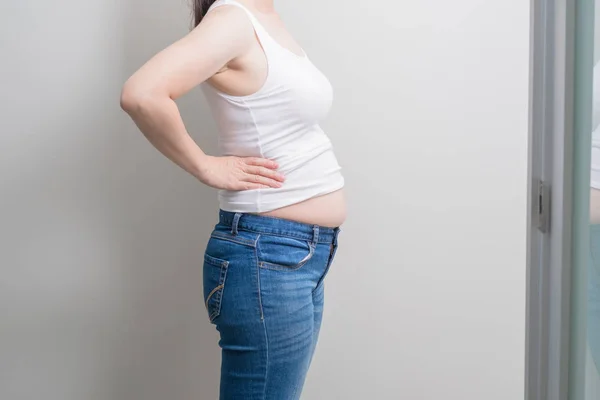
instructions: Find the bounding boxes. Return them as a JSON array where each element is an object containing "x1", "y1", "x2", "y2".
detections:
[
  {"x1": 120, "y1": 79, "x2": 170, "y2": 116},
  {"x1": 120, "y1": 82, "x2": 144, "y2": 114}
]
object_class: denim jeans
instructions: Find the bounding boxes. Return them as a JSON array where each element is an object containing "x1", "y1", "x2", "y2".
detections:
[{"x1": 203, "y1": 210, "x2": 340, "y2": 400}]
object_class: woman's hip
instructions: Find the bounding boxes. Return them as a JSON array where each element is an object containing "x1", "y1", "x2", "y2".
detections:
[{"x1": 202, "y1": 210, "x2": 340, "y2": 323}]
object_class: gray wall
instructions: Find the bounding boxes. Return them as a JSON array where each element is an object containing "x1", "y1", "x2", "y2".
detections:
[{"x1": 0, "y1": 1, "x2": 529, "y2": 399}]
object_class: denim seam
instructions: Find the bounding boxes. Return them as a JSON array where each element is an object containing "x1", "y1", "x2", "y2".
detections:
[
  {"x1": 204, "y1": 258, "x2": 229, "y2": 322},
  {"x1": 313, "y1": 243, "x2": 337, "y2": 294},
  {"x1": 254, "y1": 238, "x2": 269, "y2": 398},
  {"x1": 204, "y1": 253, "x2": 228, "y2": 267},
  {"x1": 255, "y1": 239, "x2": 265, "y2": 321},
  {"x1": 224, "y1": 228, "x2": 333, "y2": 244},
  {"x1": 261, "y1": 306, "x2": 270, "y2": 400},
  {"x1": 211, "y1": 231, "x2": 257, "y2": 247},
  {"x1": 205, "y1": 284, "x2": 224, "y2": 311}
]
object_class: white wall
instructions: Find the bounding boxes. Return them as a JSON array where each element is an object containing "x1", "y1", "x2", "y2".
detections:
[{"x1": 0, "y1": 1, "x2": 529, "y2": 399}]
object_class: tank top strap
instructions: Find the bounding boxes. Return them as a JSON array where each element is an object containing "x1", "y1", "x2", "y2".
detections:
[{"x1": 207, "y1": 0, "x2": 277, "y2": 54}]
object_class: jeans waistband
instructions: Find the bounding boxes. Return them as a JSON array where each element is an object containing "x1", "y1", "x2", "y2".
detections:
[{"x1": 218, "y1": 210, "x2": 340, "y2": 245}]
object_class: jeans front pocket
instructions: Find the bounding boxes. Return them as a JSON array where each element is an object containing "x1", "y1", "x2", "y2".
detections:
[
  {"x1": 203, "y1": 253, "x2": 229, "y2": 323},
  {"x1": 257, "y1": 234, "x2": 315, "y2": 271}
]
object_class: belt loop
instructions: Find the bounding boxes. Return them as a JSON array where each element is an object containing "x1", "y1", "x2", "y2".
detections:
[
  {"x1": 333, "y1": 227, "x2": 340, "y2": 247},
  {"x1": 312, "y1": 225, "x2": 320, "y2": 247},
  {"x1": 231, "y1": 213, "x2": 242, "y2": 235}
]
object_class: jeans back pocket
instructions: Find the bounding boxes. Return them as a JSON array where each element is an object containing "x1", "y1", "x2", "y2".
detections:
[{"x1": 203, "y1": 253, "x2": 229, "y2": 323}]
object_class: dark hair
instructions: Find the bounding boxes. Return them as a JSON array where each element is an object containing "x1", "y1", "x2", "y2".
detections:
[{"x1": 193, "y1": 0, "x2": 217, "y2": 27}]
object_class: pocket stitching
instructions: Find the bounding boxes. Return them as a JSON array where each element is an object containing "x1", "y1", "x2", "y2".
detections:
[
  {"x1": 204, "y1": 255, "x2": 229, "y2": 322},
  {"x1": 259, "y1": 244, "x2": 315, "y2": 271},
  {"x1": 205, "y1": 253, "x2": 228, "y2": 268},
  {"x1": 257, "y1": 234, "x2": 315, "y2": 271},
  {"x1": 210, "y1": 231, "x2": 257, "y2": 247},
  {"x1": 205, "y1": 284, "x2": 224, "y2": 310}
]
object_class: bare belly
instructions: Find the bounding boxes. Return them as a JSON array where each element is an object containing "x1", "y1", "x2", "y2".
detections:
[{"x1": 258, "y1": 189, "x2": 347, "y2": 228}]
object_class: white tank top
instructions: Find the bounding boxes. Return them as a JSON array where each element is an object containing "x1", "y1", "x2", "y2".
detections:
[{"x1": 201, "y1": 0, "x2": 344, "y2": 213}]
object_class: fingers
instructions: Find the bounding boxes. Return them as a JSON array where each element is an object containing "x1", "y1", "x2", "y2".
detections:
[
  {"x1": 245, "y1": 157, "x2": 279, "y2": 170},
  {"x1": 239, "y1": 157, "x2": 284, "y2": 189},
  {"x1": 244, "y1": 165, "x2": 285, "y2": 183},
  {"x1": 242, "y1": 183, "x2": 272, "y2": 190},
  {"x1": 242, "y1": 172, "x2": 283, "y2": 189}
]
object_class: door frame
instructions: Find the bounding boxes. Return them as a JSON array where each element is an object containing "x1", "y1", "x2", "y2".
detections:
[
  {"x1": 527, "y1": 0, "x2": 595, "y2": 399},
  {"x1": 526, "y1": 0, "x2": 576, "y2": 399}
]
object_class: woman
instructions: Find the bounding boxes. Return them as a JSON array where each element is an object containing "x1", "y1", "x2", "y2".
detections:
[{"x1": 120, "y1": 0, "x2": 346, "y2": 398}]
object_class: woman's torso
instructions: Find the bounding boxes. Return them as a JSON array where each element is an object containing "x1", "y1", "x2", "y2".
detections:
[{"x1": 201, "y1": 0, "x2": 346, "y2": 228}]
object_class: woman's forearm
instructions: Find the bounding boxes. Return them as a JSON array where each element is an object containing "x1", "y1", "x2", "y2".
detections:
[{"x1": 121, "y1": 94, "x2": 208, "y2": 180}]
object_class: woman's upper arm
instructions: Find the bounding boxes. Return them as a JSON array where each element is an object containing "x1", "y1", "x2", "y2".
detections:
[{"x1": 122, "y1": 6, "x2": 253, "y2": 101}]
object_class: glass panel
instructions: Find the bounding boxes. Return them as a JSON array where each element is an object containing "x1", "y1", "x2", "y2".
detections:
[
  {"x1": 586, "y1": 4, "x2": 600, "y2": 396},
  {"x1": 572, "y1": 1, "x2": 598, "y2": 399}
]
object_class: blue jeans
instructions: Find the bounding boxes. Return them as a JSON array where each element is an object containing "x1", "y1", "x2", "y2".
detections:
[{"x1": 203, "y1": 210, "x2": 340, "y2": 400}]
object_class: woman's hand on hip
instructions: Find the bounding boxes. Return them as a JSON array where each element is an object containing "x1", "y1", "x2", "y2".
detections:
[{"x1": 198, "y1": 156, "x2": 285, "y2": 191}]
